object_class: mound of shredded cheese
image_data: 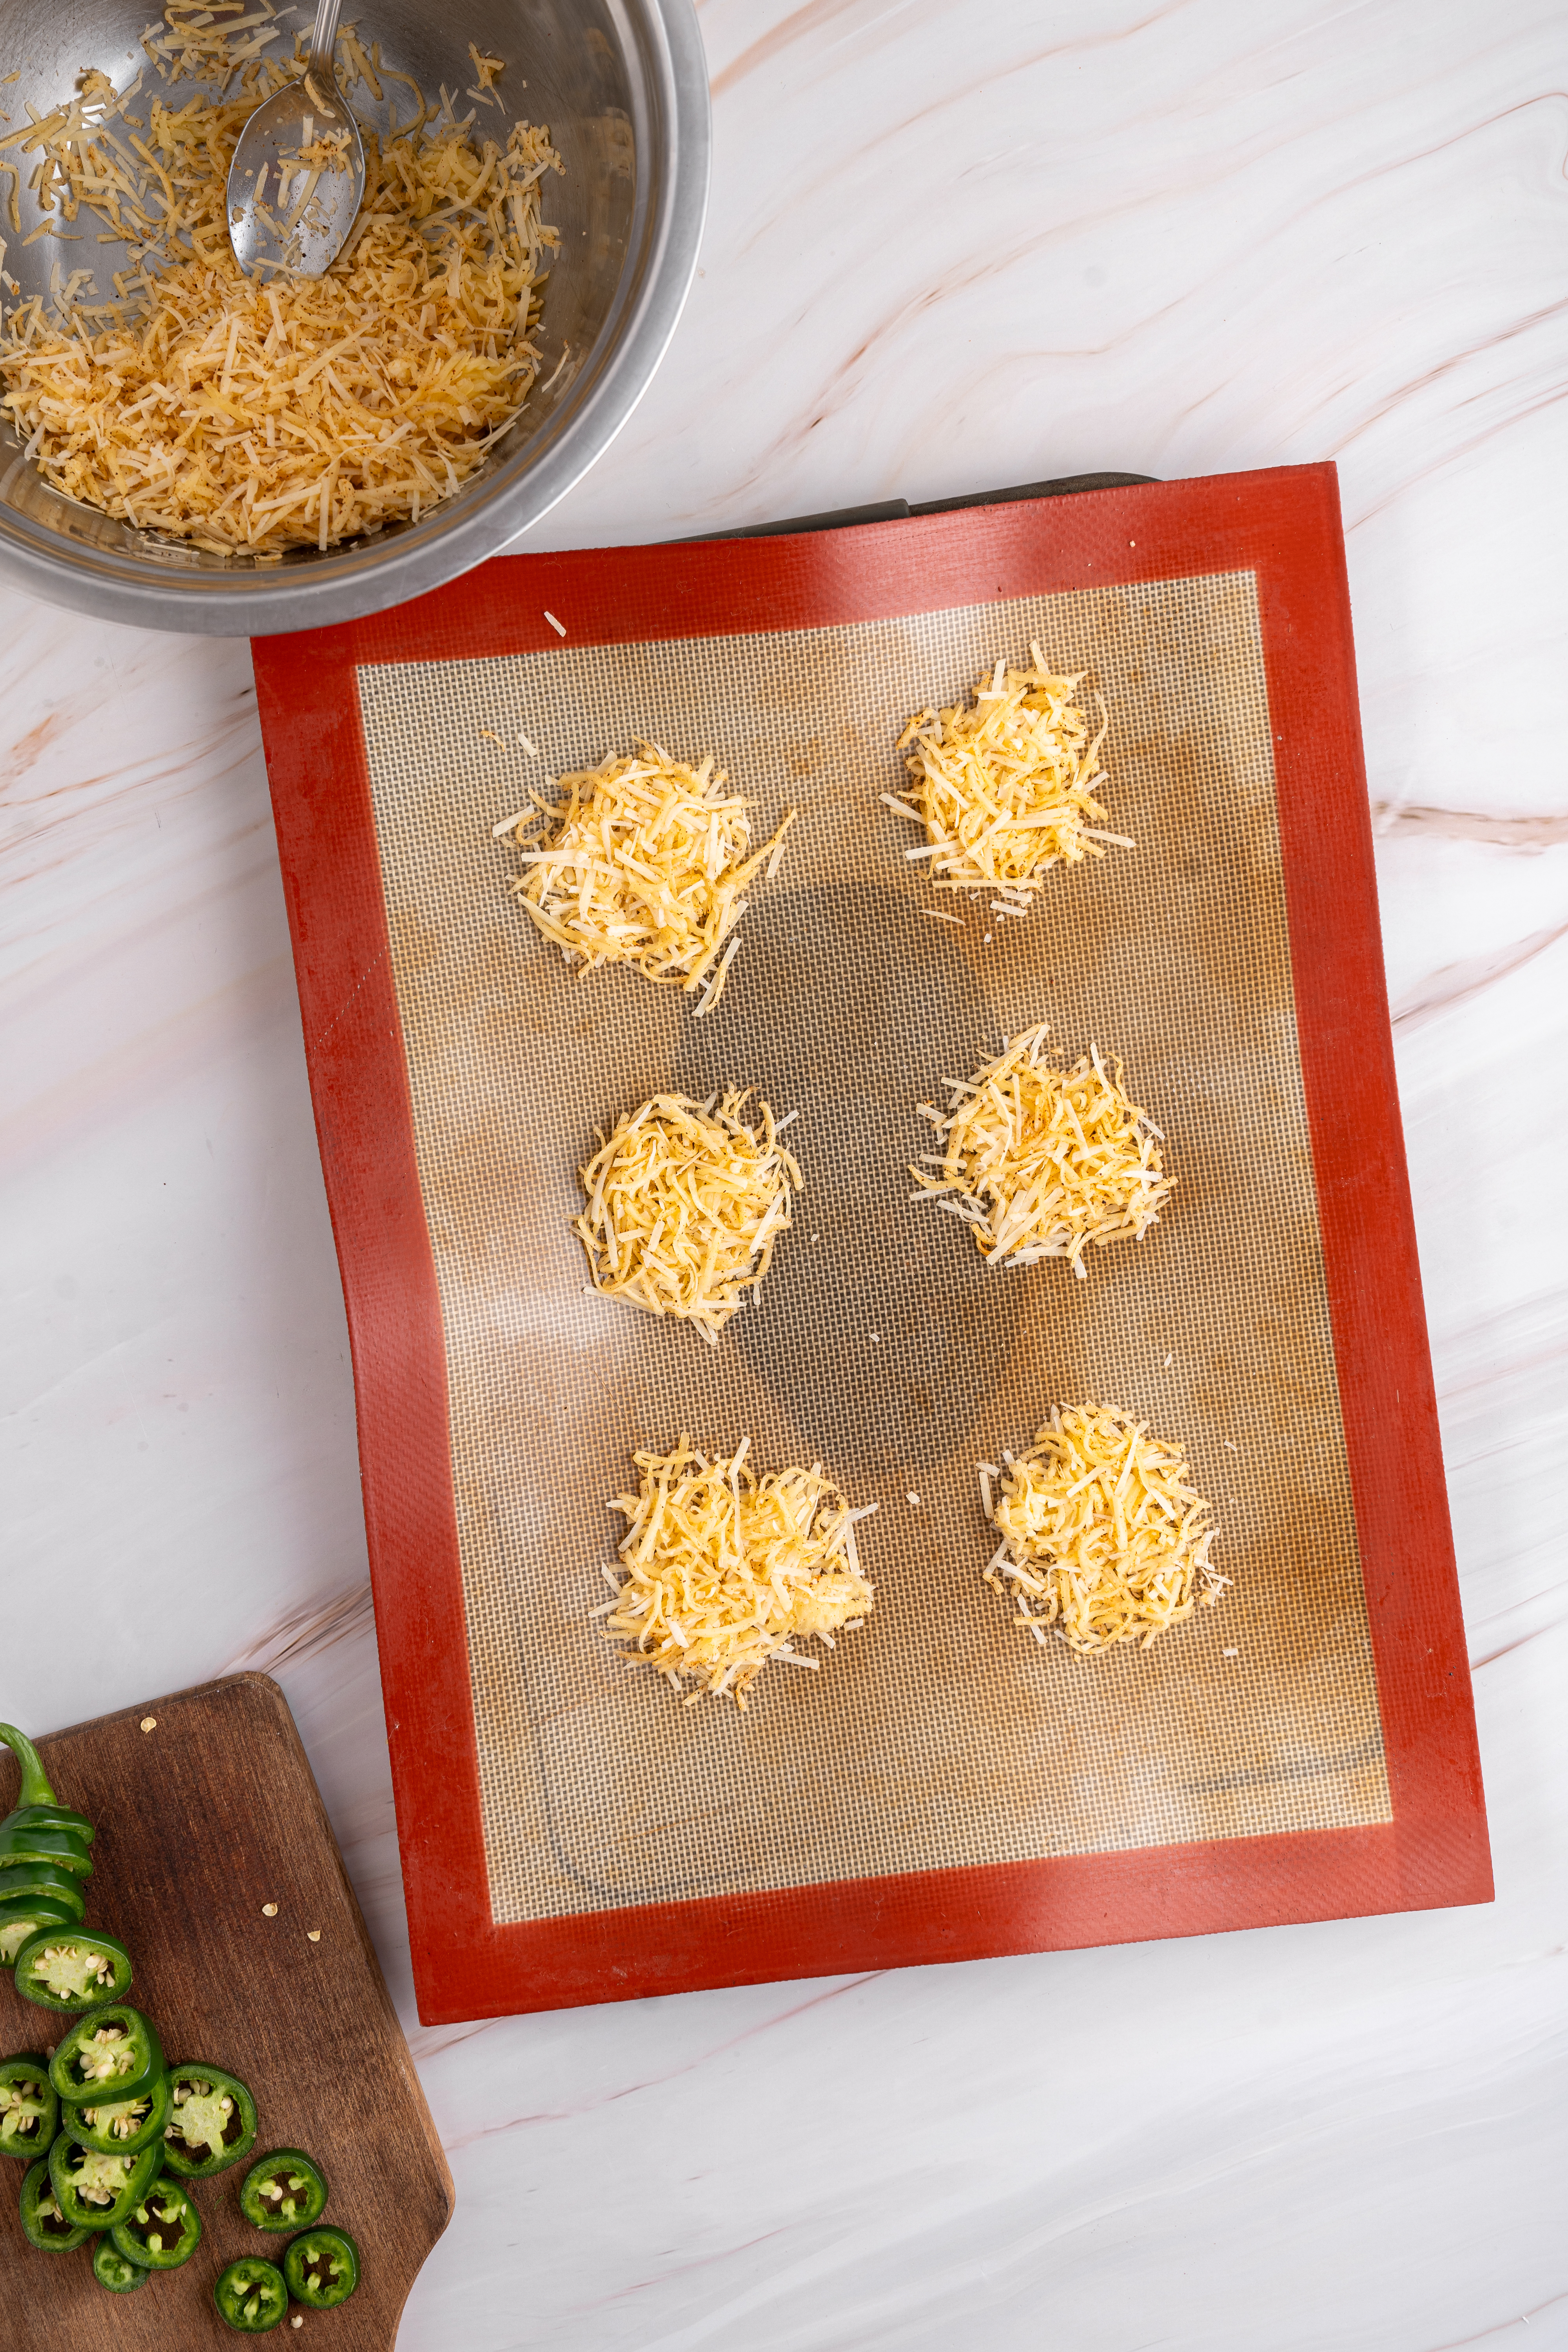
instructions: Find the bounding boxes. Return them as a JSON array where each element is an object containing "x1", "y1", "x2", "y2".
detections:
[
  {"x1": 0, "y1": 2, "x2": 561, "y2": 554},
  {"x1": 887, "y1": 647, "x2": 1131, "y2": 913},
  {"x1": 599, "y1": 1435, "x2": 876, "y2": 1706},
  {"x1": 983, "y1": 1405, "x2": 1223, "y2": 1654},
  {"x1": 910, "y1": 1021, "x2": 1174, "y2": 1278},
  {"x1": 501, "y1": 742, "x2": 795, "y2": 1011},
  {"x1": 575, "y1": 1089, "x2": 802, "y2": 1345}
]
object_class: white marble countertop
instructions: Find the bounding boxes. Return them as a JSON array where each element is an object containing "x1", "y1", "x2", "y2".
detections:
[{"x1": 4, "y1": 2, "x2": 1566, "y2": 2343}]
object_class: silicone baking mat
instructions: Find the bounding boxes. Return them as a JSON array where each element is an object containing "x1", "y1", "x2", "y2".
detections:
[{"x1": 254, "y1": 465, "x2": 1490, "y2": 2022}]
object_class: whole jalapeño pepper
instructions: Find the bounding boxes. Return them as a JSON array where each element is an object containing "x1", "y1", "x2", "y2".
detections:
[
  {"x1": 0, "y1": 1726, "x2": 94, "y2": 1967},
  {"x1": 0, "y1": 1726, "x2": 95, "y2": 1884}
]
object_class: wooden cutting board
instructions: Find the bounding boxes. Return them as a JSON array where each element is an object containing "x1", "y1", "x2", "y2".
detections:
[{"x1": 0, "y1": 1675, "x2": 453, "y2": 2347}]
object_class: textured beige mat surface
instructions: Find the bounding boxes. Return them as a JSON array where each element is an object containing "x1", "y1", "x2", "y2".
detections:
[{"x1": 355, "y1": 570, "x2": 1389, "y2": 1924}]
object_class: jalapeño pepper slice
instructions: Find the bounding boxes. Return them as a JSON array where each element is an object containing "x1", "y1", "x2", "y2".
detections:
[
  {"x1": 93, "y1": 2235, "x2": 150, "y2": 2292},
  {"x1": 7, "y1": 1800, "x2": 96, "y2": 1844},
  {"x1": 12, "y1": 1925, "x2": 133, "y2": 2013},
  {"x1": 50, "y1": 2003, "x2": 164, "y2": 2107},
  {"x1": 240, "y1": 2146, "x2": 328, "y2": 2231},
  {"x1": 0, "y1": 1728, "x2": 94, "y2": 1887},
  {"x1": 0, "y1": 1862, "x2": 88, "y2": 1931},
  {"x1": 74, "y1": 2065, "x2": 171, "y2": 2156},
  {"x1": 214, "y1": 2256, "x2": 290, "y2": 2332},
  {"x1": 110, "y1": 2172, "x2": 203, "y2": 2269},
  {"x1": 161, "y1": 2061, "x2": 258, "y2": 2178},
  {"x1": 0, "y1": 2056, "x2": 59, "y2": 2162},
  {"x1": 0, "y1": 1891, "x2": 83, "y2": 1966},
  {"x1": 284, "y1": 2223, "x2": 361, "y2": 2308},
  {"x1": 0, "y1": 1820, "x2": 93, "y2": 1877},
  {"x1": 20, "y1": 2155, "x2": 94, "y2": 2250},
  {"x1": 49, "y1": 2127, "x2": 162, "y2": 2230}
]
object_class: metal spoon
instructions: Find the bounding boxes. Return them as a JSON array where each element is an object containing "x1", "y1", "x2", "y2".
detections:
[{"x1": 227, "y1": 0, "x2": 366, "y2": 279}]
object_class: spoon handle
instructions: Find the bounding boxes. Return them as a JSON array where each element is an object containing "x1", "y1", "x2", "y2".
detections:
[{"x1": 307, "y1": 0, "x2": 345, "y2": 76}]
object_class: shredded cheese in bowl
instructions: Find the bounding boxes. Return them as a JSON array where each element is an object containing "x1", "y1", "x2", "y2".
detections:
[
  {"x1": 888, "y1": 647, "x2": 1131, "y2": 912},
  {"x1": 502, "y1": 742, "x2": 795, "y2": 1011},
  {"x1": 910, "y1": 1020, "x2": 1174, "y2": 1277},
  {"x1": 0, "y1": 2, "x2": 561, "y2": 554},
  {"x1": 600, "y1": 1435, "x2": 876, "y2": 1706},
  {"x1": 575, "y1": 1089, "x2": 802, "y2": 1345},
  {"x1": 985, "y1": 1405, "x2": 1223, "y2": 1653}
]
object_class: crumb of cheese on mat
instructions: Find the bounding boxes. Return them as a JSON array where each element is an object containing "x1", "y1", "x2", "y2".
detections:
[
  {"x1": 985, "y1": 1403, "x2": 1224, "y2": 1654},
  {"x1": 910, "y1": 1021, "x2": 1174, "y2": 1277},
  {"x1": 887, "y1": 647, "x2": 1131, "y2": 913},
  {"x1": 502, "y1": 740, "x2": 794, "y2": 1012},
  {"x1": 600, "y1": 1435, "x2": 875, "y2": 1706},
  {"x1": 573, "y1": 1089, "x2": 801, "y2": 1346}
]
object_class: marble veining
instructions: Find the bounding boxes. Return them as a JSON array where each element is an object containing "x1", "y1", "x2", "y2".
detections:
[{"x1": 3, "y1": 2, "x2": 1566, "y2": 2345}]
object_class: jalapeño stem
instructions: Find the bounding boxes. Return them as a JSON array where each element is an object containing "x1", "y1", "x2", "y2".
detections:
[{"x1": 0, "y1": 1726, "x2": 57, "y2": 1813}]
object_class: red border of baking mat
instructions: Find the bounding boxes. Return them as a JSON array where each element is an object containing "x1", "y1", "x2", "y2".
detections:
[{"x1": 253, "y1": 462, "x2": 1491, "y2": 2025}]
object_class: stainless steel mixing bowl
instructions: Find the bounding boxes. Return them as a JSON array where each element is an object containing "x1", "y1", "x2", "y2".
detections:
[{"x1": 0, "y1": 0, "x2": 708, "y2": 633}]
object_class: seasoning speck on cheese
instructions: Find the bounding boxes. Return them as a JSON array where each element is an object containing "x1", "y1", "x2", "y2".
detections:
[
  {"x1": 574, "y1": 1089, "x2": 801, "y2": 1345},
  {"x1": 889, "y1": 647, "x2": 1132, "y2": 913},
  {"x1": 599, "y1": 1436, "x2": 875, "y2": 1706},
  {"x1": 502, "y1": 740, "x2": 794, "y2": 1012},
  {"x1": 910, "y1": 1021, "x2": 1174, "y2": 1277},
  {"x1": 985, "y1": 1403, "x2": 1223, "y2": 1653}
]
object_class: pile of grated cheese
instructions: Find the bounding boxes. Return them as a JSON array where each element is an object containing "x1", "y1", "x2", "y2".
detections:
[
  {"x1": 983, "y1": 1403, "x2": 1223, "y2": 1654},
  {"x1": 598, "y1": 1434, "x2": 876, "y2": 1706},
  {"x1": 501, "y1": 742, "x2": 795, "y2": 1012},
  {"x1": 910, "y1": 1020, "x2": 1174, "y2": 1278},
  {"x1": 0, "y1": 1, "x2": 561, "y2": 554},
  {"x1": 574, "y1": 1089, "x2": 802, "y2": 1346},
  {"x1": 887, "y1": 646, "x2": 1131, "y2": 913}
]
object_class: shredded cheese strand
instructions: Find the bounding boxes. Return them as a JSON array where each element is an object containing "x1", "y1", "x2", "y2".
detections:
[
  {"x1": 575, "y1": 1089, "x2": 802, "y2": 1345},
  {"x1": 505, "y1": 741, "x2": 795, "y2": 1004},
  {"x1": 893, "y1": 647, "x2": 1127, "y2": 907},
  {"x1": 987, "y1": 1403, "x2": 1223, "y2": 1653},
  {"x1": 602, "y1": 1436, "x2": 875, "y2": 1706},
  {"x1": 910, "y1": 1020, "x2": 1174, "y2": 1278},
  {"x1": 0, "y1": 5, "x2": 561, "y2": 554}
]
